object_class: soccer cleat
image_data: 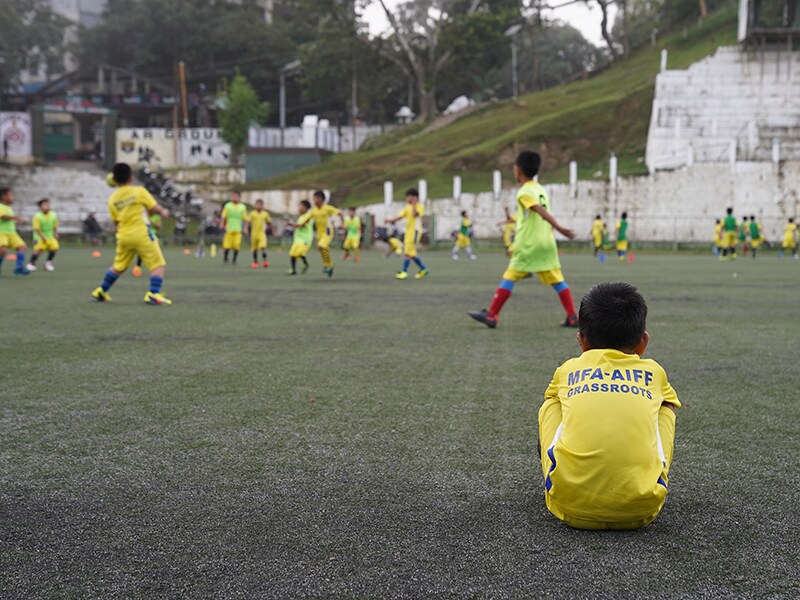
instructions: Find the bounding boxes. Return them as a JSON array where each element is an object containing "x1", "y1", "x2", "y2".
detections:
[
  {"x1": 395, "y1": 271, "x2": 409, "y2": 280},
  {"x1": 323, "y1": 267, "x2": 334, "y2": 278},
  {"x1": 91, "y1": 287, "x2": 111, "y2": 302},
  {"x1": 414, "y1": 269, "x2": 429, "y2": 280},
  {"x1": 286, "y1": 269, "x2": 297, "y2": 275},
  {"x1": 144, "y1": 291, "x2": 172, "y2": 305},
  {"x1": 561, "y1": 313, "x2": 579, "y2": 328},
  {"x1": 262, "y1": 261, "x2": 269, "y2": 268},
  {"x1": 132, "y1": 265, "x2": 142, "y2": 277},
  {"x1": 45, "y1": 261, "x2": 54, "y2": 272},
  {"x1": 13, "y1": 268, "x2": 31, "y2": 276},
  {"x1": 468, "y1": 309, "x2": 497, "y2": 329},
  {"x1": 250, "y1": 262, "x2": 259, "y2": 269},
  {"x1": 451, "y1": 254, "x2": 459, "y2": 260},
  {"x1": 26, "y1": 263, "x2": 37, "y2": 271},
  {"x1": 301, "y1": 262, "x2": 310, "y2": 274}
]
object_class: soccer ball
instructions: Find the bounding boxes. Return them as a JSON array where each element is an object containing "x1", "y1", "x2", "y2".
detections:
[{"x1": 105, "y1": 172, "x2": 117, "y2": 187}]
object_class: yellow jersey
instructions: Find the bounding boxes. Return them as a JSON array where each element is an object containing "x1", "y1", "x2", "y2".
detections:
[
  {"x1": 108, "y1": 185, "x2": 157, "y2": 239},
  {"x1": 249, "y1": 209, "x2": 271, "y2": 235},
  {"x1": 541, "y1": 349, "x2": 680, "y2": 523},
  {"x1": 309, "y1": 204, "x2": 341, "y2": 237},
  {"x1": 32, "y1": 211, "x2": 58, "y2": 242},
  {"x1": 591, "y1": 218, "x2": 604, "y2": 242},
  {"x1": 399, "y1": 202, "x2": 424, "y2": 234},
  {"x1": 784, "y1": 222, "x2": 797, "y2": 239}
]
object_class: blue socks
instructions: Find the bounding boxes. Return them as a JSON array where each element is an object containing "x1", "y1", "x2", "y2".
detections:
[
  {"x1": 15, "y1": 252, "x2": 26, "y2": 271},
  {"x1": 101, "y1": 269, "x2": 119, "y2": 292},
  {"x1": 0, "y1": 255, "x2": 4, "y2": 273},
  {"x1": 149, "y1": 275, "x2": 163, "y2": 294},
  {"x1": 402, "y1": 258, "x2": 411, "y2": 272},
  {"x1": 499, "y1": 279, "x2": 516, "y2": 291},
  {"x1": 413, "y1": 257, "x2": 426, "y2": 270}
]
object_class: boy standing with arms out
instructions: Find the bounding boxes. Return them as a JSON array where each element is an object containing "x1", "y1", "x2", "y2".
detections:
[
  {"x1": 248, "y1": 199, "x2": 272, "y2": 268},
  {"x1": 309, "y1": 190, "x2": 343, "y2": 277},
  {"x1": 0, "y1": 188, "x2": 31, "y2": 276},
  {"x1": 720, "y1": 207, "x2": 738, "y2": 261},
  {"x1": 286, "y1": 200, "x2": 313, "y2": 275},
  {"x1": 221, "y1": 191, "x2": 248, "y2": 265},
  {"x1": 27, "y1": 198, "x2": 59, "y2": 272},
  {"x1": 91, "y1": 163, "x2": 171, "y2": 305},
  {"x1": 779, "y1": 217, "x2": 798, "y2": 258},
  {"x1": 468, "y1": 151, "x2": 577, "y2": 328},
  {"x1": 385, "y1": 188, "x2": 429, "y2": 280},
  {"x1": 450, "y1": 210, "x2": 476, "y2": 260},
  {"x1": 342, "y1": 207, "x2": 362, "y2": 262},
  {"x1": 615, "y1": 212, "x2": 629, "y2": 261},
  {"x1": 539, "y1": 282, "x2": 680, "y2": 529}
]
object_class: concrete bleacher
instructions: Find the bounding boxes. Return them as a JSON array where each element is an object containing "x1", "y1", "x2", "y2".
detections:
[
  {"x1": 646, "y1": 45, "x2": 800, "y2": 170},
  {"x1": 0, "y1": 163, "x2": 112, "y2": 233}
]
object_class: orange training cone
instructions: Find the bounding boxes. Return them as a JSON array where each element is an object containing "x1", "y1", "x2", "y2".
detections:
[
  {"x1": 6, "y1": 253, "x2": 16, "y2": 261},
  {"x1": 183, "y1": 248, "x2": 191, "y2": 255},
  {"x1": 628, "y1": 251, "x2": 635, "y2": 263},
  {"x1": 92, "y1": 251, "x2": 102, "y2": 258}
]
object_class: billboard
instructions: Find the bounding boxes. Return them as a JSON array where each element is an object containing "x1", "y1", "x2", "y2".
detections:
[
  {"x1": 0, "y1": 112, "x2": 33, "y2": 164},
  {"x1": 116, "y1": 128, "x2": 231, "y2": 169}
]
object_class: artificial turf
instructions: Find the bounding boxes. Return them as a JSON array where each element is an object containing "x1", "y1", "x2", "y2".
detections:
[{"x1": 1, "y1": 247, "x2": 798, "y2": 598}]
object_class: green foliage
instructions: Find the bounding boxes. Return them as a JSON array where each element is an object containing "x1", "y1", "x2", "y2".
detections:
[{"x1": 217, "y1": 73, "x2": 269, "y2": 163}]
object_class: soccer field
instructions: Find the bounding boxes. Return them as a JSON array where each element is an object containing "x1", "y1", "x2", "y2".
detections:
[{"x1": 2, "y1": 248, "x2": 798, "y2": 598}]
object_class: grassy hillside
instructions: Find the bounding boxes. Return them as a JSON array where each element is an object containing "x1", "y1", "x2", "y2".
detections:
[{"x1": 246, "y1": 6, "x2": 738, "y2": 205}]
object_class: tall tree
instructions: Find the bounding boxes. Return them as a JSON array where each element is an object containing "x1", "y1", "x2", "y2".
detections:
[
  {"x1": 217, "y1": 73, "x2": 269, "y2": 164},
  {"x1": 581, "y1": 0, "x2": 619, "y2": 60}
]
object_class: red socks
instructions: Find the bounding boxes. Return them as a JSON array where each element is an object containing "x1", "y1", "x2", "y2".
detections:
[
  {"x1": 557, "y1": 287, "x2": 576, "y2": 317},
  {"x1": 489, "y1": 288, "x2": 512, "y2": 317}
]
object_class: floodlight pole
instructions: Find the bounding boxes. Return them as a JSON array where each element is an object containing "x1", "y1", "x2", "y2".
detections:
[{"x1": 279, "y1": 70, "x2": 286, "y2": 147}]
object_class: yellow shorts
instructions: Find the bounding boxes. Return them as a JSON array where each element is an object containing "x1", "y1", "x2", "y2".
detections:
[
  {"x1": 593, "y1": 236, "x2": 603, "y2": 248},
  {"x1": 782, "y1": 237, "x2": 796, "y2": 249},
  {"x1": 722, "y1": 231, "x2": 737, "y2": 247},
  {"x1": 455, "y1": 233, "x2": 471, "y2": 248},
  {"x1": 388, "y1": 238, "x2": 403, "y2": 253},
  {"x1": 113, "y1": 235, "x2": 166, "y2": 272},
  {"x1": 616, "y1": 240, "x2": 629, "y2": 252},
  {"x1": 289, "y1": 242, "x2": 310, "y2": 258},
  {"x1": 223, "y1": 231, "x2": 243, "y2": 250},
  {"x1": 250, "y1": 233, "x2": 267, "y2": 251},
  {"x1": 34, "y1": 238, "x2": 60, "y2": 252},
  {"x1": 0, "y1": 233, "x2": 26, "y2": 250},
  {"x1": 502, "y1": 267, "x2": 565, "y2": 285},
  {"x1": 316, "y1": 233, "x2": 333, "y2": 250},
  {"x1": 343, "y1": 236, "x2": 360, "y2": 251},
  {"x1": 404, "y1": 231, "x2": 420, "y2": 257}
]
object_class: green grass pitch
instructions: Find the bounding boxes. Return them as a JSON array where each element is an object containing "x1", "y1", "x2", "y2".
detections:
[{"x1": 2, "y1": 247, "x2": 798, "y2": 597}]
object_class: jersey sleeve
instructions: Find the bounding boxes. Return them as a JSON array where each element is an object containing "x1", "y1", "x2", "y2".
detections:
[
  {"x1": 265, "y1": 211, "x2": 272, "y2": 223},
  {"x1": 297, "y1": 212, "x2": 312, "y2": 227},
  {"x1": 221, "y1": 204, "x2": 229, "y2": 219},
  {"x1": 416, "y1": 204, "x2": 425, "y2": 218},
  {"x1": 328, "y1": 206, "x2": 341, "y2": 217},
  {"x1": 659, "y1": 368, "x2": 681, "y2": 408},
  {"x1": 53, "y1": 214, "x2": 59, "y2": 228},
  {"x1": 398, "y1": 206, "x2": 409, "y2": 220},
  {"x1": 138, "y1": 188, "x2": 157, "y2": 211},
  {"x1": 32, "y1": 214, "x2": 41, "y2": 229},
  {"x1": 108, "y1": 198, "x2": 119, "y2": 222},
  {"x1": 518, "y1": 194, "x2": 538, "y2": 210},
  {"x1": 243, "y1": 210, "x2": 251, "y2": 222}
]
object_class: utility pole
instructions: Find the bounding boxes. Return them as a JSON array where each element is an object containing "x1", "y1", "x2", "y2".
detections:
[
  {"x1": 505, "y1": 24, "x2": 523, "y2": 100},
  {"x1": 178, "y1": 61, "x2": 189, "y2": 128}
]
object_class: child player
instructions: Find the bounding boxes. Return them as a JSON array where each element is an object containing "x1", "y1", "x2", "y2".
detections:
[
  {"x1": 538, "y1": 281, "x2": 680, "y2": 529},
  {"x1": 779, "y1": 217, "x2": 798, "y2": 259},
  {"x1": 342, "y1": 207, "x2": 362, "y2": 262},
  {"x1": 249, "y1": 198, "x2": 272, "y2": 268},
  {"x1": 0, "y1": 187, "x2": 31, "y2": 276},
  {"x1": 286, "y1": 199, "x2": 313, "y2": 275},
  {"x1": 720, "y1": 207, "x2": 738, "y2": 261},
  {"x1": 468, "y1": 151, "x2": 578, "y2": 328},
  {"x1": 91, "y1": 163, "x2": 172, "y2": 305},
  {"x1": 310, "y1": 190, "x2": 344, "y2": 277},
  {"x1": 27, "y1": 198, "x2": 59, "y2": 272},
  {"x1": 385, "y1": 188, "x2": 429, "y2": 280},
  {"x1": 749, "y1": 215, "x2": 764, "y2": 259},
  {"x1": 591, "y1": 214, "x2": 605, "y2": 261},
  {"x1": 497, "y1": 207, "x2": 517, "y2": 257},
  {"x1": 133, "y1": 211, "x2": 161, "y2": 277},
  {"x1": 221, "y1": 191, "x2": 249, "y2": 265},
  {"x1": 450, "y1": 210, "x2": 476, "y2": 260},
  {"x1": 615, "y1": 212, "x2": 629, "y2": 261},
  {"x1": 713, "y1": 219, "x2": 723, "y2": 256},
  {"x1": 739, "y1": 216, "x2": 749, "y2": 257}
]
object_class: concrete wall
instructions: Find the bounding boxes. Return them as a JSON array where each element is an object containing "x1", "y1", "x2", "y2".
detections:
[{"x1": 244, "y1": 149, "x2": 321, "y2": 183}]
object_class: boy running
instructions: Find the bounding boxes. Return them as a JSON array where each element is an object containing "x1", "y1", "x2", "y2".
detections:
[
  {"x1": 27, "y1": 198, "x2": 59, "y2": 272},
  {"x1": 133, "y1": 212, "x2": 161, "y2": 277},
  {"x1": 286, "y1": 199, "x2": 313, "y2": 275},
  {"x1": 310, "y1": 190, "x2": 344, "y2": 277},
  {"x1": 615, "y1": 212, "x2": 629, "y2": 261},
  {"x1": 91, "y1": 163, "x2": 171, "y2": 305},
  {"x1": 249, "y1": 199, "x2": 272, "y2": 268},
  {"x1": 385, "y1": 188, "x2": 429, "y2": 280},
  {"x1": 749, "y1": 215, "x2": 764, "y2": 259},
  {"x1": 450, "y1": 210, "x2": 476, "y2": 260},
  {"x1": 779, "y1": 217, "x2": 798, "y2": 259},
  {"x1": 468, "y1": 151, "x2": 578, "y2": 328},
  {"x1": 0, "y1": 187, "x2": 31, "y2": 276},
  {"x1": 539, "y1": 282, "x2": 680, "y2": 529},
  {"x1": 342, "y1": 207, "x2": 362, "y2": 262},
  {"x1": 720, "y1": 207, "x2": 738, "y2": 261},
  {"x1": 497, "y1": 207, "x2": 517, "y2": 257},
  {"x1": 221, "y1": 191, "x2": 249, "y2": 265}
]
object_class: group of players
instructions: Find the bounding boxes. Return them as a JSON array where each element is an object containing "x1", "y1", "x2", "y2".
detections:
[{"x1": 713, "y1": 208, "x2": 799, "y2": 259}]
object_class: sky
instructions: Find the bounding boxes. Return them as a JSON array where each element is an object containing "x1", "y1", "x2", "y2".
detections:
[{"x1": 361, "y1": 1, "x2": 619, "y2": 48}]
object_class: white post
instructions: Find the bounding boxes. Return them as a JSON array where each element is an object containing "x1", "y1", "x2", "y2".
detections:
[
  {"x1": 569, "y1": 161, "x2": 578, "y2": 187},
  {"x1": 418, "y1": 179, "x2": 428, "y2": 204},
  {"x1": 453, "y1": 175, "x2": 462, "y2": 200},
  {"x1": 748, "y1": 120, "x2": 758, "y2": 156},
  {"x1": 384, "y1": 181, "x2": 393, "y2": 207},
  {"x1": 729, "y1": 140, "x2": 737, "y2": 165},
  {"x1": 492, "y1": 170, "x2": 502, "y2": 197},
  {"x1": 609, "y1": 154, "x2": 618, "y2": 183},
  {"x1": 687, "y1": 146, "x2": 694, "y2": 167},
  {"x1": 772, "y1": 139, "x2": 780, "y2": 164},
  {"x1": 660, "y1": 49, "x2": 668, "y2": 73}
]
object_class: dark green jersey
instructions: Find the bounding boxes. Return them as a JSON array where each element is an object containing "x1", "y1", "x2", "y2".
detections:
[
  {"x1": 749, "y1": 221, "x2": 761, "y2": 239},
  {"x1": 723, "y1": 215, "x2": 737, "y2": 232},
  {"x1": 616, "y1": 219, "x2": 628, "y2": 242}
]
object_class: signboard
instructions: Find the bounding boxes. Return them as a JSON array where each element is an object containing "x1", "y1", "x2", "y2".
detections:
[
  {"x1": 0, "y1": 112, "x2": 33, "y2": 164},
  {"x1": 116, "y1": 128, "x2": 231, "y2": 169}
]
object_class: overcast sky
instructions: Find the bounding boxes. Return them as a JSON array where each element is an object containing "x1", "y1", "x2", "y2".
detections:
[{"x1": 361, "y1": 1, "x2": 618, "y2": 47}]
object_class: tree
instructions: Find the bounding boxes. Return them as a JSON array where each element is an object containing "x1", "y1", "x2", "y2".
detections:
[
  {"x1": 581, "y1": 0, "x2": 619, "y2": 60},
  {"x1": 217, "y1": 73, "x2": 269, "y2": 165}
]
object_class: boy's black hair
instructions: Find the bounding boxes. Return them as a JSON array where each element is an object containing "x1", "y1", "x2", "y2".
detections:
[
  {"x1": 515, "y1": 151, "x2": 541, "y2": 178},
  {"x1": 0, "y1": 187, "x2": 10, "y2": 199},
  {"x1": 405, "y1": 188, "x2": 419, "y2": 198},
  {"x1": 37, "y1": 198, "x2": 49, "y2": 207},
  {"x1": 715, "y1": 218, "x2": 720, "y2": 223},
  {"x1": 231, "y1": 190, "x2": 241, "y2": 198},
  {"x1": 300, "y1": 199, "x2": 311, "y2": 210},
  {"x1": 595, "y1": 214, "x2": 601, "y2": 219},
  {"x1": 621, "y1": 211, "x2": 628, "y2": 219},
  {"x1": 254, "y1": 198, "x2": 264, "y2": 205},
  {"x1": 750, "y1": 215, "x2": 756, "y2": 220},
  {"x1": 790, "y1": 217, "x2": 795, "y2": 223},
  {"x1": 461, "y1": 210, "x2": 467, "y2": 216},
  {"x1": 313, "y1": 190, "x2": 326, "y2": 200},
  {"x1": 112, "y1": 163, "x2": 132, "y2": 185},
  {"x1": 726, "y1": 207, "x2": 733, "y2": 214},
  {"x1": 579, "y1": 282, "x2": 647, "y2": 351}
]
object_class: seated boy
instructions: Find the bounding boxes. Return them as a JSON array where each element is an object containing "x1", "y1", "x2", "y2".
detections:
[{"x1": 538, "y1": 281, "x2": 680, "y2": 530}]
